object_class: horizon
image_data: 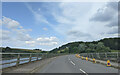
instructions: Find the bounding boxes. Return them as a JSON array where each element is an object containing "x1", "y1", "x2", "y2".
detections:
[
  {"x1": 0, "y1": 1, "x2": 118, "y2": 51},
  {"x1": 1, "y1": 37, "x2": 119, "y2": 51}
]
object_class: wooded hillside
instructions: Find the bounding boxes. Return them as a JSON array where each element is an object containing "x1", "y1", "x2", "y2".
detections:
[{"x1": 50, "y1": 37, "x2": 119, "y2": 53}]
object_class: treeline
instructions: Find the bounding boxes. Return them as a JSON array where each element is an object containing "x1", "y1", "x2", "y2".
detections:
[
  {"x1": 98, "y1": 38, "x2": 120, "y2": 50},
  {"x1": 50, "y1": 37, "x2": 119, "y2": 53},
  {"x1": 1, "y1": 47, "x2": 48, "y2": 53}
]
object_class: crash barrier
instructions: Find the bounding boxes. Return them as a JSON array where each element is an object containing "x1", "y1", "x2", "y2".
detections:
[
  {"x1": 1, "y1": 53, "x2": 67, "y2": 69},
  {"x1": 75, "y1": 52, "x2": 120, "y2": 67},
  {"x1": 80, "y1": 52, "x2": 120, "y2": 63}
]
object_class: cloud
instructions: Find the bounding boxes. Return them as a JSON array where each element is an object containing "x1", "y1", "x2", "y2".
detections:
[
  {"x1": 2, "y1": 16, "x2": 58, "y2": 49},
  {"x1": 107, "y1": 27, "x2": 118, "y2": 34},
  {"x1": 14, "y1": 29, "x2": 32, "y2": 41},
  {"x1": 43, "y1": 27, "x2": 48, "y2": 31},
  {"x1": 59, "y1": 2, "x2": 92, "y2": 19},
  {"x1": 107, "y1": 18, "x2": 118, "y2": 27},
  {"x1": 66, "y1": 30, "x2": 93, "y2": 41},
  {"x1": 39, "y1": 42, "x2": 58, "y2": 46},
  {"x1": 0, "y1": 29, "x2": 11, "y2": 40},
  {"x1": 17, "y1": 34, "x2": 32, "y2": 41},
  {"x1": 107, "y1": 29, "x2": 118, "y2": 34},
  {"x1": 0, "y1": 20, "x2": 2, "y2": 26},
  {"x1": 2, "y1": 16, "x2": 21, "y2": 29},
  {"x1": 25, "y1": 37, "x2": 58, "y2": 46},
  {"x1": 90, "y1": 6, "x2": 115, "y2": 22},
  {"x1": 89, "y1": 2, "x2": 118, "y2": 38},
  {"x1": 1, "y1": 16, "x2": 34, "y2": 48},
  {"x1": 25, "y1": 41, "x2": 35, "y2": 44},
  {"x1": 107, "y1": 2, "x2": 118, "y2": 11},
  {"x1": 2, "y1": 16, "x2": 33, "y2": 41},
  {"x1": 37, "y1": 37, "x2": 57, "y2": 42},
  {"x1": 25, "y1": 2, "x2": 118, "y2": 42},
  {"x1": 50, "y1": 2, "x2": 95, "y2": 41},
  {"x1": 2, "y1": 2, "x2": 119, "y2": 50},
  {"x1": 25, "y1": 3, "x2": 49, "y2": 24},
  {"x1": 90, "y1": 2, "x2": 118, "y2": 27},
  {"x1": 67, "y1": 30, "x2": 91, "y2": 37}
]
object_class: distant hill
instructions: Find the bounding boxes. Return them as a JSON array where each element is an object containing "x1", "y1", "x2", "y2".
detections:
[
  {"x1": 50, "y1": 37, "x2": 119, "y2": 53},
  {"x1": 1, "y1": 47, "x2": 47, "y2": 53},
  {"x1": 1, "y1": 47, "x2": 49, "y2": 59},
  {"x1": 1, "y1": 37, "x2": 119, "y2": 54},
  {"x1": 98, "y1": 38, "x2": 119, "y2": 50}
]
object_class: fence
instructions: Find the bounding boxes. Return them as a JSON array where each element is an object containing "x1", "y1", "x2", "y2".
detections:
[
  {"x1": 0, "y1": 53, "x2": 66, "y2": 69},
  {"x1": 80, "y1": 52, "x2": 120, "y2": 62}
]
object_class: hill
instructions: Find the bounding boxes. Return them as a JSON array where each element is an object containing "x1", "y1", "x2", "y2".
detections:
[
  {"x1": 1, "y1": 47, "x2": 48, "y2": 53},
  {"x1": 50, "y1": 37, "x2": 119, "y2": 53}
]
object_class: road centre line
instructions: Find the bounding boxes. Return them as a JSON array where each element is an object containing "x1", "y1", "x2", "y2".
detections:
[
  {"x1": 80, "y1": 69, "x2": 88, "y2": 75},
  {"x1": 70, "y1": 61, "x2": 75, "y2": 65}
]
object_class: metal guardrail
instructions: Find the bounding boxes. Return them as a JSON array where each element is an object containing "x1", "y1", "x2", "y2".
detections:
[
  {"x1": 80, "y1": 52, "x2": 120, "y2": 62},
  {"x1": 0, "y1": 53, "x2": 67, "y2": 69}
]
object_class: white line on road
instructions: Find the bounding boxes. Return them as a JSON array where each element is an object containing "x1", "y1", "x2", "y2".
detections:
[
  {"x1": 70, "y1": 61, "x2": 75, "y2": 65},
  {"x1": 80, "y1": 69, "x2": 88, "y2": 75}
]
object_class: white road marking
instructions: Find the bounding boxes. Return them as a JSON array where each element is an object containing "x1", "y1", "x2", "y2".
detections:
[
  {"x1": 70, "y1": 61, "x2": 75, "y2": 65},
  {"x1": 79, "y1": 69, "x2": 88, "y2": 75}
]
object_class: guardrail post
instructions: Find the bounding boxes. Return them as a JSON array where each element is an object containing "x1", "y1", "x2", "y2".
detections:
[
  {"x1": 37, "y1": 54, "x2": 39, "y2": 60},
  {"x1": 97, "y1": 53, "x2": 100, "y2": 59},
  {"x1": 42, "y1": 54, "x2": 45, "y2": 59},
  {"x1": 16, "y1": 54, "x2": 20, "y2": 66},
  {"x1": 44, "y1": 54, "x2": 46, "y2": 58},
  {"x1": 29, "y1": 54, "x2": 32, "y2": 62},
  {"x1": 87, "y1": 53, "x2": 88, "y2": 57},
  {"x1": 92, "y1": 53, "x2": 94, "y2": 58},
  {"x1": 47, "y1": 54, "x2": 48, "y2": 58},
  {"x1": 46, "y1": 54, "x2": 48, "y2": 58},
  {"x1": 117, "y1": 52, "x2": 118, "y2": 59},
  {"x1": 105, "y1": 53, "x2": 107, "y2": 58}
]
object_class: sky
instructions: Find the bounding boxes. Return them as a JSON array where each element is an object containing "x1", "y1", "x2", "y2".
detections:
[{"x1": 0, "y1": 1, "x2": 119, "y2": 51}]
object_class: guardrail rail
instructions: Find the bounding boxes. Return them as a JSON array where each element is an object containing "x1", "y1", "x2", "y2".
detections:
[
  {"x1": 80, "y1": 52, "x2": 120, "y2": 63},
  {"x1": 0, "y1": 53, "x2": 67, "y2": 69}
]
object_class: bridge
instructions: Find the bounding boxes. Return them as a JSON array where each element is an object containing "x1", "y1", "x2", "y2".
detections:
[{"x1": 1, "y1": 52, "x2": 120, "y2": 74}]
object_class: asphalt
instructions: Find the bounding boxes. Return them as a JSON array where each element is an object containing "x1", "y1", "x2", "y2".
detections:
[
  {"x1": 35, "y1": 55, "x2": 118, "y2": 73},
  {"x1": 3, "y1": 55, "x2": 119, "y2": 74}
]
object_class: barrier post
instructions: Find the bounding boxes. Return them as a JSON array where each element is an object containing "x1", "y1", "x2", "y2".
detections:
[
  {"x1": 107, "y1": 60, "x2": 111, "y2": 66},
  {"x1": 16, "y1": 54, "x2": 20, "y2": 66},
  {"x1": 82, "y1": 56, "x2": 84, "y2": 60},
  {"x1": 29, "y1": 54, "x2": 32, "y2": 62},
  {"x1": 86, "y1": 57, "x2": 88, "y2": 61},
  {"x1": 93, "y1": 58, "x2": 96, "y2": 63}
]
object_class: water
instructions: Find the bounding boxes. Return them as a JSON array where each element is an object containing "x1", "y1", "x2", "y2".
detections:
[{"x1": 0, "y1": 57, "x2": 42, "y2": 69}]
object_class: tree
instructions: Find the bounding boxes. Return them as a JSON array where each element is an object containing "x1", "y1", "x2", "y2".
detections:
[
  {"x1": 5, "y1": 47, "x2": 11, "y2": 51},
  {"x1": 88, "y1": 43, "x2": 96, "y2": 49},
  {"x1": 96, "y1": 42, "x2": 111, "y2": 52},
  {"x1": 78, "y1": 43, "x2": 86, "y2": 53},
  {"x1": 34, "y1": 49, "x2": 42, "y2": 51}
]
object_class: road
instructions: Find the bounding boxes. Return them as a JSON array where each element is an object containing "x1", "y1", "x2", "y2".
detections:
[{"x1": 34, "y1": 55, "x2": 118, "y2": 73}]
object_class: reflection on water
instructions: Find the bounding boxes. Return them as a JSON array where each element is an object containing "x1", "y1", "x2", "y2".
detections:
[{"x1": 0, "y1": 57, "x2": 41, "y2": 69}]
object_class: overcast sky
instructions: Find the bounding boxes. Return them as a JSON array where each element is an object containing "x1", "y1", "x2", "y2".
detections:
[{"x1": 0, "y1": 1, "x2": 118, "y2": 51}]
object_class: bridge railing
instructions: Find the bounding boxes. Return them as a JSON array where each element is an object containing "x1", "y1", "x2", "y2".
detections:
[
  {"x1": 80, "y1": 52, "x2": 120, "y2": 62},
  {"x1": 0, "y1": 53, "x2": 66, "y2": 69}
]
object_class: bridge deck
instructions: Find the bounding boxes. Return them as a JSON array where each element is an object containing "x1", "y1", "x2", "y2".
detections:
[{"x1": 3, "y1": 55, "x2": 118, "y2": 74}]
